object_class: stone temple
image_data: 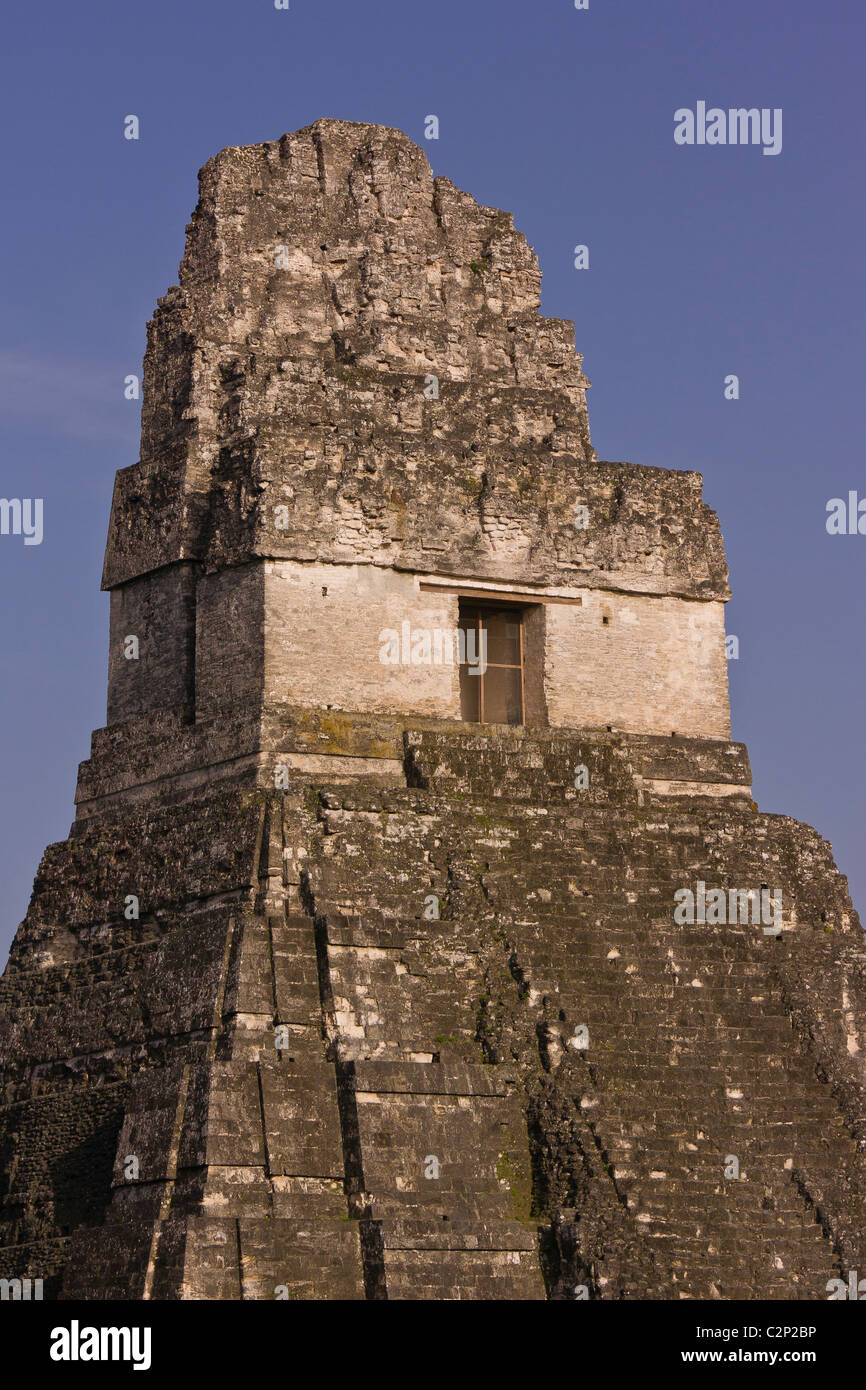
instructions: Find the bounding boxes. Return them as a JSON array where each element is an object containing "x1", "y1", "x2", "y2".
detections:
[{"x1": 1, "y1": 119, "x2": 864, "y2": 1301}]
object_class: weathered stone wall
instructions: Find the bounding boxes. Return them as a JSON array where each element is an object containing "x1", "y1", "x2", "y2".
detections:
[
  {"x1": 194, "y1": 564, "x2": 264, "y2": 719},
  {"x1": 103, "y1": 120, "x2": 596, "y2": 589},
  {"x1": 108, "y1": 565, "x2": 197, "y2": 724},
  {"x1": 263, "y1": 561, "x2": 460, "y2": 717},
  {"x1": 544, "y1": 593, "x2": 731, "y2": 738},
  {"x1": 258, "y1": 561, "x2": 730, "y2": 736},
  {"x1": 1, "y1": 730, "x2": 863, "y2": 1300},
  {"x1": 108, "y1": 553, "x2": 730, "y2": 737}
]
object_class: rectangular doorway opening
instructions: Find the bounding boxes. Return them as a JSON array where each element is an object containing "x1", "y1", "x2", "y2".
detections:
[{"x1": 458, "y1": 601, "x2": 525, "y2": 725}]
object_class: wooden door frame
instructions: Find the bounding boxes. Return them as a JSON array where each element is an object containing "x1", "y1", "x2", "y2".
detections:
[{"x1": 460, "y1": 600, "x2": 525, "y2": 726}]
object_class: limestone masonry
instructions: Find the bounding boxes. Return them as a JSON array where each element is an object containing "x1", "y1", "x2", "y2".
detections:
[{"x1": 1, "y1": 120, "x2": 863, "y2": 1300}]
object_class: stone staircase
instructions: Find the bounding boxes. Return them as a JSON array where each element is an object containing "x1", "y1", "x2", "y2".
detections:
[{"x1": 295, "y1": 725, "x2": 866, "y2": 1298}]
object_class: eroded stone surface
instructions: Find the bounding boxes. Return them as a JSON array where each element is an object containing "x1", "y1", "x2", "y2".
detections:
[{"x1": 1, "y1": 121, "x2": 863, "y2": 1300}]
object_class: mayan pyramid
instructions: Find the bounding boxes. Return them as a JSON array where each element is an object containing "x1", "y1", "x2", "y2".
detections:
[{"x1": 1, "y1": 119, "x2": 863, "y2": 1301}]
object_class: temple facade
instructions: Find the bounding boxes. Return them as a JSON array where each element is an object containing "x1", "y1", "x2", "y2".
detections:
[{"x1": 0, "y1": 122, "x2": 862, "y2": 1301}]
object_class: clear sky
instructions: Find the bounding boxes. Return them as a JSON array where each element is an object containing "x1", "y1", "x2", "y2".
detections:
[{"x1": 1, "y1": 0, "x2": 863, "y2": 961}]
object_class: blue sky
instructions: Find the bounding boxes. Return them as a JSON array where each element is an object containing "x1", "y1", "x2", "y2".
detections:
[{"x1": 1, "y1": 0, "x2": 863, "y2": 959}]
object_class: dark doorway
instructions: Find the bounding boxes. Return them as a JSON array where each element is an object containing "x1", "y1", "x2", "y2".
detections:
[{"x1": 458, "y1": 602, "x2": 525, "y2": 725}]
